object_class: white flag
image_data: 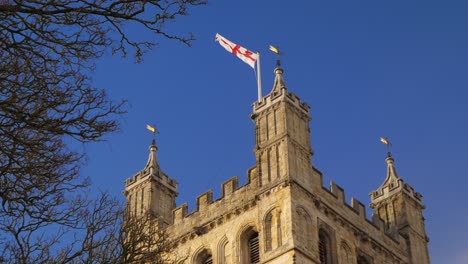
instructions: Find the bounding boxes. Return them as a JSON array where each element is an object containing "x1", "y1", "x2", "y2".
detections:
[{"x1": 215, "y1": 33, "x2": 258, "y2": 68}]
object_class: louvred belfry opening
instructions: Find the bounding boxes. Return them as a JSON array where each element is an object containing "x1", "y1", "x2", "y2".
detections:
[
  {"x1": 319, "y1": 230, "x2": 330, "y2": 264},
  {"x1": 319, "y1": 239, "x2": 327, "y2": 264},
  {"x1": 249, "y1": 233, "x2": 260, "y2": 264},
  {"x1": 203, "y1": 256, "x2": 213, "y2": 264}
]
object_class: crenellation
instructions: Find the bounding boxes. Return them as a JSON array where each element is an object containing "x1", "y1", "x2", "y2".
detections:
[
  {"x1": 157, "y1": 173, "x2": 177, "y2": 187},
  {"x1": 125, "y1": 172, "x2": 141, "y2": 186},
  {"x1": 252, "y1": 87, "x2": 287, "y2": 113},
  {"x1": 285, "y1": 91, "x2": 310, "y2": 114},
  {"x1": 168, "y1": 194, "x2": 259, "y2": 247},
  {"x1": 196, "y1": 190, "x2": 213, "y2": 211},
  {"x1": 124, "y1": 169, "x2": 178, "y2": 193},
  {"x1": 414, "y1": 191, "x2": 423, "y2": 201},
  {"x1": 253, "y1": 87, "x2": 310, "y2": 118},
  {"x1": 173, "y1": 203, "x2": 188, "y2": 224},
  {"x1": 168, "y1": 173, "x2": 257, "y2": 228},
  {"x1": 306, "y1": 176, "x2": 404, "y2": 245},
  {"x1": 222, "y1": 176, "x2": 239, "y2": 197},
  {"x1": 152, "y1": 173, "x2": 177, "y2": 188},
  {"x1": 351, "y1": 197, "x2": 367, "y2": 219},
  {"x1": 403, "y1": 183, "x2": 412, "y2": 193},
  {"x1": 371, "y1": 178, "x2": 423, "y2": 206},
  {"x1": 372, "y1": 213, "x2": 385, "y2": 231},
  {"x1": 247, "y1": 165, "x2": 259, "y2": 186},
  {"x1": 330, "y1": 181, "x2": 345, "y2": 204},
  {"x1": 315, "y1": 188, "x2": 405, "y2": 249},
  {"x1": 402, "y1": 183, "x2": 423, "y2": 202}
]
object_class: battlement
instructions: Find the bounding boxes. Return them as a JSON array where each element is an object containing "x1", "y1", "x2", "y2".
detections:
[
  {"x1": 170, "y1": 162, "x2": 400, "y2": 245},
  {"x1": 124, "y1": 169, "x2": 178, "y2": 191},
  {"x1": 370, "y1": 178, "x2": 423, "y2": 206},
  {"x1": 172, "y1": 167, "x2": 258, "y2": 225},
  {"x1": 253, "y1": 87, "x2": 310, "y2": 116},
  {"x1": 163, "y1": 156, "x2": 412, "y2": 264},
  {"x1": 323, "y1": 181, "x2": 379, "y2": 228},
  {"x1": 316, "y1": 175, "x2": 401, "y2": 243}
]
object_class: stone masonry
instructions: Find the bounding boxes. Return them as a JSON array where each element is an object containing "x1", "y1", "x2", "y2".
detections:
[{"x1": 123, "y1": 65, "x2": 430, "y2": 264}]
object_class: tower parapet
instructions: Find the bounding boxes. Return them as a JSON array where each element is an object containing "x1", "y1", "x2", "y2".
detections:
[
  {"x1": 125, "y1": 168, "x2": 177, "y2": 191},
  {"x1": 370, "y1": 156, "x2": 423, "y2": 206}
]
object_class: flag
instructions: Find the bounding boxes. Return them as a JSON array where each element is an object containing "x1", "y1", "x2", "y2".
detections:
[
  {"x1": 380, "y1": 137, "x2": 391, "y2": 145},
  {"x1": 215, "y1": 33, "x2": 258, "y2": 68},
  {"x1": 146, "y1": 124, "x2": 156, "y2": 133},
  {"x1": 269, "y1": 45, "x2": 280, "y2": 55}
]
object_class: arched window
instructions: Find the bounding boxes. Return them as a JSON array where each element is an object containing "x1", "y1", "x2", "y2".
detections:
[
  {"x1": 318, "y1": 229, "x2": 332, "y2": 264},
  {"x1": 239, "y1": 226, "x2": 260, "y2": 264},
  {"x1": 193, "y1": 248, "x2": 212, "y2": 264}
]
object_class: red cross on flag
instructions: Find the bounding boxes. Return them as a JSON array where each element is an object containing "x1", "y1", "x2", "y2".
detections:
[{"x1": 215, "y1": 33, "x2": 258, "y2": 68}]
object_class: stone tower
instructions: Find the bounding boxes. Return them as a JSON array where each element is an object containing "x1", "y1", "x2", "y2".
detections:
[
  {"x1": 124, "y1": 64, "x2": 431, "y2": 264},
  {"x1": 370, "y1": 155, "x2": 430, "y2": 264},
  {"x1": 123, "y1": 139, "x2": 178, "y2": 226},
  {"x1": 251, "y1": 63, "x2": 314, "y2": 191}
]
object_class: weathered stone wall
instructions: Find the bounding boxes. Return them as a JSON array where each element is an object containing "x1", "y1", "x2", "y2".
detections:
[
  {"x1": 169, "y1": 170, "x2": 295, "y2": 263},
  {"x1": 165, "y1": 166, "x2": 412, "y2": 263},
  {"x1": 289, "y1": 168, "x2": 410, "y2": 264}
]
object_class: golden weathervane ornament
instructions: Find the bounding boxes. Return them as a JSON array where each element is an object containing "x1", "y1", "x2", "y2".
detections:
[
  {"x1": 269, "y1": 44, "x2": 282, "y2": 67},
  {"x1": 146, "y1": 124, "x2": 158, "y2": 141},
  {"x1": 380, "y1": 137, "x2": 392, "y2": 157}
]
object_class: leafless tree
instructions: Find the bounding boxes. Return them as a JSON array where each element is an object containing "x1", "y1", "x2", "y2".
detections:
[
  {"x1": 117, "y1": 212, "x2": 186, "y2": 264},
  {"x1": 1, "y1": 191, "x2": 182, "y2": 263},
  {"x1": 0, "y1": 0, "x2": 205, "y2": 262}
]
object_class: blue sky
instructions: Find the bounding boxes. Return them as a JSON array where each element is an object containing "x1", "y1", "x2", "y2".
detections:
[{"x1": 82, "y1": 1, "x2": 467, "y2": 263}]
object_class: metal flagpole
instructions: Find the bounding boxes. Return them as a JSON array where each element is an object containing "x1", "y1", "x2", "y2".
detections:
[{"x1": 256, "y1": 51, "x2": 262, "y2": 102}]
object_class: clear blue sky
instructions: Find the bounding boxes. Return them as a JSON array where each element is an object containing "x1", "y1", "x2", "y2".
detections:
[{"x1": 82, "y1": 1, "x2": 467, "y2": 263}]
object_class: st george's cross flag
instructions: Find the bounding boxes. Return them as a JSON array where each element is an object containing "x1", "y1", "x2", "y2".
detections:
[{"x1": 215, "y1": 33, "x2": 258, "y2": 68}]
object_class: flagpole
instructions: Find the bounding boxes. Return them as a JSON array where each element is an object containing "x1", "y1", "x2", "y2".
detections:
[{"x1": 256, "y1": 51, "x2": 262, "y2": 102}]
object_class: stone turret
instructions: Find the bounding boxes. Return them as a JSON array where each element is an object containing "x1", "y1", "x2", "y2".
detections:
[
  {"x1": 251, "y1": 64, "x2": 313, "y2": 190},
  {"x1": 124, "y1": 139, "x2": 178, "y2": 226},
  {"x1": 370, "y1": 155, "x2": 430, "y2": 264}
]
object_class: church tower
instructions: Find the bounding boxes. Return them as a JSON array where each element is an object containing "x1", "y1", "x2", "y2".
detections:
[
  {"x1": 123, "y1": 61, "x2": 430, "y2": 264},
  {"x1": 370, "y1": 155, "x2": 430, "y2": 264},
  {"x1": 251, "y1": 63, "x2": 314, "y2": 190},
  {"x1": 123, "y1": 139, "x2": 178, "y2": 226}
]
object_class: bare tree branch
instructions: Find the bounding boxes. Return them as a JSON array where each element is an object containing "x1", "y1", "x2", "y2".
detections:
[{"x1": 0, "y1": 0, "x2": 206, "y2": 262}]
